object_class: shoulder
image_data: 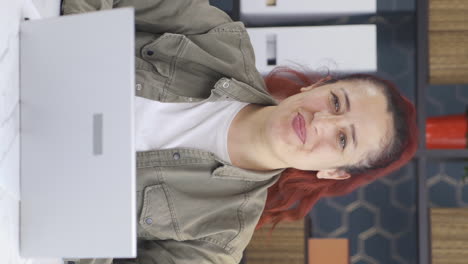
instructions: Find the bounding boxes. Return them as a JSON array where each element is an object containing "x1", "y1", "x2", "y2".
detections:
[
  {"x1": 207, "y1": 21, "x2": 248, "y2": 33},
  {"x1": 201, "y1": 22, "x2": 265, "y2": 90}
]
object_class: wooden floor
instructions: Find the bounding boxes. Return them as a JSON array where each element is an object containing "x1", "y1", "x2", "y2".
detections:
[
  {"x1": 431, "y1": 208, "x2": 468, "y2": 264},
  {"x1": 244, "y1": 218, "x2": 307, "y2": 264}
]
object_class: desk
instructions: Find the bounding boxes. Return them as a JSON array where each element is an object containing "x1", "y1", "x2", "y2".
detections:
[{"x1": 0, "y1": 1, "x2": 62, "y2": 263}]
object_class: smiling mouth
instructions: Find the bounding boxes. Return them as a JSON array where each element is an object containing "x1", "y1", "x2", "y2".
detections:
[{"x1": 292, "y1": 112, "x2": 307, "y2": 144}]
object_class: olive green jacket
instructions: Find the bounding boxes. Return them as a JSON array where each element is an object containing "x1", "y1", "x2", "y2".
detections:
[{"x1": 61, "y1": 1, "x2": 284, "y2": 263}]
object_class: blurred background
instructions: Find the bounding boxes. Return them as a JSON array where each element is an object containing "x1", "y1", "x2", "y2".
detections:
[
  {"x1": 209, "y1": 0, "x2": 468, "y2": 264},
  {"x1": 1, "y1": 0, "x2": 466, "y2": 263}
]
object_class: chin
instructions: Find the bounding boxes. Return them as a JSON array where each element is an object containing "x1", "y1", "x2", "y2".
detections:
[{"x1": 267, "y1": 111, "x2": 302, "y2": 150}]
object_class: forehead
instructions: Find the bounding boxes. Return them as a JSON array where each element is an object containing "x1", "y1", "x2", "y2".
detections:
[
  {"x1": 337, "y1": 80, "x2": 381, "y2": 97},
  {"x1": 335, "y1": 81, "x2": 393, "y2": 164}
]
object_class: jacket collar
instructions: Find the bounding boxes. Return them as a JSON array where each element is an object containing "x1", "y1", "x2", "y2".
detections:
[
  {"x1": 137, "y1": 148, "x2": 284, "y2": 182},
  {"x1": 213, "y1": 78, "x2": 278, "y2": 106},
  {"x1": 212, "y1": 162, "x2": 284, "y2": 182}
]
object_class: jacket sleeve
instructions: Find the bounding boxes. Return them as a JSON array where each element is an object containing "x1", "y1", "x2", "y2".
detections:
[
  {"x1": 117, "y1": 240, "x2": 237, "y2": 264},
  {"x1": 61, "y1": 0, "x2": 232, "y2": 34},
  {"x1": 61, "y1": 0, "x2": 114, "y2": 14},
  {"x1": 68, "y1": 239, "x2": 238, "y2": 264}
]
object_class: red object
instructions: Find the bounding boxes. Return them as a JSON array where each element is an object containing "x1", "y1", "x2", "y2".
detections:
[{"x1": 426, "y1": 114, "x2": 468, "y2": 149}]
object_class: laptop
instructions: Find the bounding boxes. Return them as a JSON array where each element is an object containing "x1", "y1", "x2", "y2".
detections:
[{"x1": 19, "y1": 8, "x2": 136, "y2": 258}]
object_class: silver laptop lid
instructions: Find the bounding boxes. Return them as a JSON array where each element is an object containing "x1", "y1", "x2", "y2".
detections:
[{"x1": 20, "y1": 8, "x2": 136, "y2": 258}]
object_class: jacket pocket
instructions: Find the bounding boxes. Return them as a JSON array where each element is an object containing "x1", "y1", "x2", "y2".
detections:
[
  {"x1": 141, "y1": 33, "x2": 189, "y2": 79},
  {"x1": 139, "y1": 184, "x2": 181, "y2": 240}
]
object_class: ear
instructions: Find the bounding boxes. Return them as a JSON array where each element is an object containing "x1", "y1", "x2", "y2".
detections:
[
  {"x1": 300, "y1": 86, "x2": 313, "y2": 93},
  {"x1": 316, "y1": 169, "x2": 351, "y2": 180}
]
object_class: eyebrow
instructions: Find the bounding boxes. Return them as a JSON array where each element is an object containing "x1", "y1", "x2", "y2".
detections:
[
  {"x1": 340, "y1": 88, "x2": 357, "y2": 149},
  {"x1": 351, "y1": 124, "x2": 357, "y2": 149},
  {"x1": 340, "y1": 87, "x2": 350, "y2": 112}
]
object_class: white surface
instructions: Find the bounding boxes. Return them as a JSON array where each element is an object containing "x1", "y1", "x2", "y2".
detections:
[
  {"x1": 0, "y1": 0, "x2": 61, "y2": 263},
  {"x1": 247, "y1": 25, "x2": 377, "y2": 74},
  {"x1": 240, "y1": 0, "x2": 376, "y2": 24},
  {"x1": 20, "y1": 8, "x2": 136, "y2": 258},
  {"x1": 31, "y1": 0, "x2": 61, "y2": 18},
  {"x1": 241, "y1": 0, "x2": 375, "y2": 14}
]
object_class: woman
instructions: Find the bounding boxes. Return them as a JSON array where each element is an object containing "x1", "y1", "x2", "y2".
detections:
[{"x1": 61, "y1": 1, "x2": 418, "y2": 264}]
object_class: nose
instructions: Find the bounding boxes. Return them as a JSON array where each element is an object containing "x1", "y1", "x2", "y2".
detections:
[
  {"x1": 311, "y1": 111, "x2": 343, "y2": 135},
  {"x1": 313, "y1": 111, "x2": 342, "y2": 122}
]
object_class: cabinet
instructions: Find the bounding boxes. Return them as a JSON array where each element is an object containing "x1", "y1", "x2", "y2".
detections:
[
  {"x1": 417, "y1": 1, "x2": 468, "y2": 264},
  {"x1": 210, "y1": 0, "x2": 468, "y2": 263},
  {"x1": 430, "y1": 208, "x2": 468, "y2": 264}
]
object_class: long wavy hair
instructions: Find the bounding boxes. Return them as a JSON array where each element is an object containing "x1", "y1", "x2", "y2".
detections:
[{"x1": 257, "y1": 67, "x2": 418, "y2": 229}]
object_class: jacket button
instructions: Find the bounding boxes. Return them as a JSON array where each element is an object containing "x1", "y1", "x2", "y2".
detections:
[
  {"x1": 222, "y1": 82, "x2": 230, "y2": 88},
  {"x1": 173, "y1": 152, "x2": 181, "y2": 160},
  {"x1": 136, "y1": 83, "x2": 142, "y2": 91},
  {"x1": 145, "y1": 218, "x2": 153, "y2": 225},
  {"x1": 146, "y1": 50, "x2": 154, "y2": 56}
]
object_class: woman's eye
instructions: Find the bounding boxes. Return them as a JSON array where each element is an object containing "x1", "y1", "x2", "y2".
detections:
[
  {"x1": 332, "y1": 92, "x2": 340, "y2": 113},
  {"x1": 339, "y1": 132, "x2": 347, "y2": 150}
]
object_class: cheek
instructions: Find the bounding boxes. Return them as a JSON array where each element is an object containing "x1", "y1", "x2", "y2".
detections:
[
  {"x1": 311, "y1": 141, "x2": 335, "y2": 157},
  {"x1": 267, "y1": 111, "x2": 292, "y2": 143},
  {"x1": 294, "y1": 145, "x2": 340, "y2": 170},
  {"x1": 301, "y1": 95, "x2": 329, "y2": 112},
  {"x1": 308, "y1": 139, "x2": 342, "y2": 163}
]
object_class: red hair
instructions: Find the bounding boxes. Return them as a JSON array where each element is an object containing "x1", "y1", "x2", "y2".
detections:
[{"x1": 257, "y1": 67, "x2": 418, "y2": 229}]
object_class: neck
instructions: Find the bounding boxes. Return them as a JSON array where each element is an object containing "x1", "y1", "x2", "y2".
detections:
[{"x1": 228, "y1": 104, "x2": 286, "y2": 171}]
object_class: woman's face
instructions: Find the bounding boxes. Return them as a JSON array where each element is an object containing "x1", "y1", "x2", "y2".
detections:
[{"x1": 265, "y1": 80, "x2": 393, "y2": 178}]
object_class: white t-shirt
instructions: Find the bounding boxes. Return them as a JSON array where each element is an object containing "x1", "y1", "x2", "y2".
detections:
[{"x1": 135, "y1": 97, "x2": 249, "y2": 164}]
